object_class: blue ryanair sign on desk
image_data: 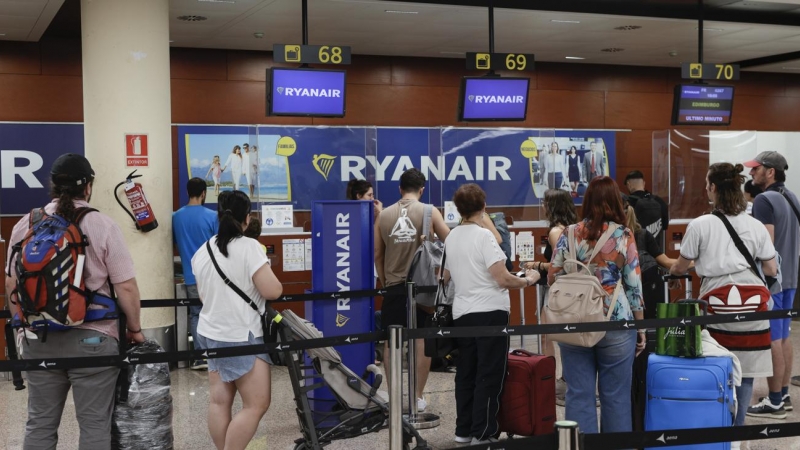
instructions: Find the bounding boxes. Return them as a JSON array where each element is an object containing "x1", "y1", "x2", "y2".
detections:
[{"x1": 309, "y1": 200, "x2": 375, "y2": 403}]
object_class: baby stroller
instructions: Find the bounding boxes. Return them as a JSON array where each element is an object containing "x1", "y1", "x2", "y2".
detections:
[{"x1": 278, "y1": 310, "x2": 429, "y2": 450}]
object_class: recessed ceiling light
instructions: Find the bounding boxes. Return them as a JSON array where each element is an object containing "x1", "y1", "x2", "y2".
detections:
[
  {"x1": 551, "y1": 19, "x2": 581, "y2": 24},
  {"x1": 695, "y1": 27, "x2": 724, "y2": 32},
  {"x1": 385, "y1": 10, "x2": 418, "y2": 14},
  {"x1": 177, "y1": 15, "x2": 208, "y2": 22},
  {"x1": 782, "y1": 67, "x2": 800, "y2": 70},
  {"x1": 614, "y1": 25, "x2": 642, "y2": 31},
  {"x1": 565, "y1": 56, "x2": 585, "y2": 60},
  {"x1": 0, "y1": 33, "x2": 6, "y2": 36},
  {"x1": 169, "y1": 40, "x2": 175, "y2": 43}
]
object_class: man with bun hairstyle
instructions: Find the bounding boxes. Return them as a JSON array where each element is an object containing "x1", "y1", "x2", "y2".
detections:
[
  {"x1": 5, "y1": 153, "x2": 144, "y2": 448},
  {"x1": 745, "y1": 151, "x2": 799, "y2": 418},
  {"x1": 375, "y1": 167, "x2": 450, "y2": 412}
]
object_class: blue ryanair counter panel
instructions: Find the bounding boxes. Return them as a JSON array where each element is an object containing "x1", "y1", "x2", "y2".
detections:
[{"x1": 309, "y1": 200, "x2": 375, "y2": 403}]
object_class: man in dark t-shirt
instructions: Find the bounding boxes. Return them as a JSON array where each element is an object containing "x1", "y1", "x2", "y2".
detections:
[{"x1": 624, "y1": 170, "x2": 670, "y2": 250}]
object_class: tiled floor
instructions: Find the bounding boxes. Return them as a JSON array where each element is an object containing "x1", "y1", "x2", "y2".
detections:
[{"x1": 1, "y1": 332, "x2": 799, "y2": 450}]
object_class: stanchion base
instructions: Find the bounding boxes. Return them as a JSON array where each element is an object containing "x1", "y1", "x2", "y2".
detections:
[{"x1": 403, "y1": 412, "x2": 440, "y2": 430}]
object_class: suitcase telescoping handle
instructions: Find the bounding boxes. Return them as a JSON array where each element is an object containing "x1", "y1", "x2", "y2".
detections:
[{"x1": 662, "y1": 274, "x2": 693, "y2": 302}]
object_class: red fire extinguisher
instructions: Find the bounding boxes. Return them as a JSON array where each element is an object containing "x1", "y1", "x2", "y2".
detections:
[{"x1": 115, "y1": 170, "x2": 158, "y2": 232}]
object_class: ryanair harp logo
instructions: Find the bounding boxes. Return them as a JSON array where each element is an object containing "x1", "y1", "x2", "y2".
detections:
[
  {"x1": 313, "y1": 154, "x2": 337, "y2": 180},
  {"x1": 336, "y1": 313, "x2": 350, "y2": 327}
]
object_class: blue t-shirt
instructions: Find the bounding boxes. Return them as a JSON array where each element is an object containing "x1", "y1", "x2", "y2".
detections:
[
  {"x1": 752, "y1": 182, "x2": 800, "y2": 289},
  {"x1": 173, "y1": 205, "x2": 218, "y2": 285}
]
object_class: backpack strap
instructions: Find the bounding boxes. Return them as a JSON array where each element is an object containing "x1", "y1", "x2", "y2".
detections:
[
  {"x1": 778, "y1": 188, "x2": 800, "y2": 229},
  {"x1": 422, "y1": 204, "x2": 433, "y2": 240},
  {"x1": 566, "y1": 223, "x2": 620, "y2": 274}
]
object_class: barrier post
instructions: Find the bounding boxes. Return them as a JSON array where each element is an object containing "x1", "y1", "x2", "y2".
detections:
[
  {"x1": 519, "y1": 286, "x2": 526, "y2": 347},
  {"x1": 404, "y1": 281, "x2": 440, "y2": 429},
  {"x1": 556, "y1": 420, "x2": 581, "y2": 450},
  {"x1": 388, "y1": 325, "x2": 403, "y2": 450}
]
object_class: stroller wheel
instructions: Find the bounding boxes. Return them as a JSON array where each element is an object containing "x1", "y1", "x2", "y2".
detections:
[{"x1": 293, "y1": 443, "x2": 308, "y2": 450}]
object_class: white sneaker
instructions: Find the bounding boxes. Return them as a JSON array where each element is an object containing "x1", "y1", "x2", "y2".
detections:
[
  {"x1": 417, "y1": 397, "x2": 427, "y2": 412},
  {"x1": 471, "y1": 437, "x2": 498, "y2": 444},
  {"x1": 454, "y1": 435, "x2": 471, "y2": 443}
]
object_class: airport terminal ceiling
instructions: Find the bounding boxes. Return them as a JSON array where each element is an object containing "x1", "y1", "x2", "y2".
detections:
[{"x1": 5, "y1": 0, "x2": 800, "y2": 73}]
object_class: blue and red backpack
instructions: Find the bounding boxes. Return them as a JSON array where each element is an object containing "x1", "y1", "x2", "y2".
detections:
[{"x1": 8, "y1": 207, "x2": 117, "y2": 333}]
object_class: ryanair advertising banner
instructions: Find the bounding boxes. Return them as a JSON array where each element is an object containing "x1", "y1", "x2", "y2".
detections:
[
  {"x1": 1, "y1": 123, "x2": 84, "y2": 216},
  {"x1": 309, "y1": 200, "x2": 375, "y2": 401},
  {"x1": 177, "y1": 125, "x2": 616, "y2": 210}
]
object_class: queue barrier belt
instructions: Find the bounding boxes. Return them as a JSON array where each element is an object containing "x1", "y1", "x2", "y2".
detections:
[
  {"x1": 454, "y1": 421, "x2": 800, "y2": 449},
  {"x1": 2, "y1": 286, "x2": 800, "y2": 447}
]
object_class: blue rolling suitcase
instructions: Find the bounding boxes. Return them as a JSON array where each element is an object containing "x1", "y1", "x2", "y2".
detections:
[{"x1": 645, "y1": 354, "x2": 734, "y2": 450}]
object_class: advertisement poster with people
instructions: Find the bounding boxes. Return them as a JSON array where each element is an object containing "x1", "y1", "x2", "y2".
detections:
[{"x1": 176, "y1": 125, "x2": 616, "y2": 210}]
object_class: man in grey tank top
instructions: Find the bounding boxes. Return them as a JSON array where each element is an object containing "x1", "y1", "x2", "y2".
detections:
[{"x1": 375, "y1": 168, "x2": 450, "y2": 412}]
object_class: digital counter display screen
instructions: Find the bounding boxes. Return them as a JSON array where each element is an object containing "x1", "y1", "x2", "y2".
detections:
[
  {"x1": 671, "y1": 84, "x2": 734, "y2": 126},
  {"x1": 268, "y1": 68, "x2": 347, "y2": 117},
  {"x1": 459, "y1": 77, "x2": 530, "y2": 121}
]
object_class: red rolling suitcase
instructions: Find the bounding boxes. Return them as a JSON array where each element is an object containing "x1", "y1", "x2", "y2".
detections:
[{"x1": 498, "y1": 349, "x2": 556, "y2": 436}]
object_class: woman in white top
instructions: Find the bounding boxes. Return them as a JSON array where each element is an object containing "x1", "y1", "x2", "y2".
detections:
[
  {"x1": 192, "y1": 190, "x2": 283, "y2": 450},
  {"x1": 222, "y1": 145, "x2": 244, "y2": 191},
  {"x1": 670, "y1": 162, "x2": 777, "y2": 428},
  {"x1": 443, "y1": 183, "x2": 539, "y2": 445}
]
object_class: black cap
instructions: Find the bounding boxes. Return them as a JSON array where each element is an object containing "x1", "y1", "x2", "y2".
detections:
[
  {"x1": 624, "y1": 170, "x2": 644, "y2": 183},
  {"x1": 50, "y1": 153, "x2": 95, "y2": 186}
]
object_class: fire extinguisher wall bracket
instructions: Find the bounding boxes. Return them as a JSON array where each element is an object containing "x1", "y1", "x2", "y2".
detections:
[{"x1": 114, "y1": 170, "x2": 158, "y2": 233}]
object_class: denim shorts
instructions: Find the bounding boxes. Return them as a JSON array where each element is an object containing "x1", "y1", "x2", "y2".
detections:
[{"x1": 196, "y1": 332, "x2": 272, "y2": 382}]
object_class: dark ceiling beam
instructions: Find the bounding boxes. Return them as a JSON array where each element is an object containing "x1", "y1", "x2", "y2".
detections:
[
  {"x1": 403, "y1": 0, "x2": 800, "y2": 27},
  {"x1": 732, "y1": 51, "x2": 800, "y2": 68}
]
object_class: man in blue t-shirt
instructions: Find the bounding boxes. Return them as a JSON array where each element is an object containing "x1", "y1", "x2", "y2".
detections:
[
  {"x1": 745, "y1": 151, "x2": 798, "y2": 418},
  {"x1": 173, "y1": 177, "x2": 219, "y2": 369}
]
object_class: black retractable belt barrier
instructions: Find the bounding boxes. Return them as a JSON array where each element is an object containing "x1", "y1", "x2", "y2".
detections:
[
  {"x1": 0, "y1": 330, "x2": 386, "y2": 372},
  {"x1": 453, "y1": 422, "x2": 800, "y2": 450}
]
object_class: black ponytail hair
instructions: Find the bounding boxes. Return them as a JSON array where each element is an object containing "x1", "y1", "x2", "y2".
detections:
[
  {"x1": 346, "y1": 179, "x2": 372, "y2": 200},
  {"x1": 50, "y1": 178, "x2": 89, "y2": 222},
  {"x1": 216, "y1": 190, "x2": 251, "y2": 257}
]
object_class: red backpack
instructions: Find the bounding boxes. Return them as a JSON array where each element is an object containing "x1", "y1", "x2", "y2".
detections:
[{"x1": 9, "y1": 207, "x2": 116, "y2": 332}]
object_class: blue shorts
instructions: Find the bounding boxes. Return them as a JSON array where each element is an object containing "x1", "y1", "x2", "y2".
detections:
[
  {"x1": 770, "y1": 289, "x2": 795, "y2": 341},
  {"x1": 196, "y1": 332, "x2": 272, "y2": 382}
]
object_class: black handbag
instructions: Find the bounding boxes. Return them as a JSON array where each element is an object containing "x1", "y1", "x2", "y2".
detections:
[
  {"x1": 424, "y1": 249, "x2": 455, "y2": 358},
  {"x1": 205, "y1": 241, "x2": 282, "y2": 356}
]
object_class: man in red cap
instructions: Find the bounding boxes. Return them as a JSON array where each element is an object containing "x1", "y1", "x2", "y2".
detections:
[{"x1": 744, "y1": 151, "x2": 797, "y2": 419}]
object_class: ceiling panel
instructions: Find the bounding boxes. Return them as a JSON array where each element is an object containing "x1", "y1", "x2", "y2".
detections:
[{"x1": 3, "y1": 0, "x2": 800, "y2": 74}]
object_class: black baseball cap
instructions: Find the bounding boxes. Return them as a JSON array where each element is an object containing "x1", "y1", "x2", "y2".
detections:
[
  {"x1": 51, "y1": 153, "x2": 95, "y2": 186},
  {"x1": 624, "y1": 170, "x2": 644, "y2": 183}
]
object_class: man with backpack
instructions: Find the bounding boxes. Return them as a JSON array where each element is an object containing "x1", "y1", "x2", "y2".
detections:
[
  {"x1": 4, "y1": 153, "x2": 144, "y2": 449},
  {"x1": 744, "y1": 151, "x2": 798, "y2": 418},
  {"x1": 375, "y1": 168, "x2": 450, "y2": 412},
  {"x1": 624, "y1": 170, "x2": 670, "y2": 249},
  {"x1": 173, "y1": 177, "x2": 218, "y2": 370}
]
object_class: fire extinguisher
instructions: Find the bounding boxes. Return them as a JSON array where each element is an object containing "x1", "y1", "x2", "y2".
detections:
[{"x1": 115, "y1": 170, "x2": 158, "y2": 232}]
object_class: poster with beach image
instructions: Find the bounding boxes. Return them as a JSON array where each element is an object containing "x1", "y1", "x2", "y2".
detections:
[{"x1": 178, "y1": 125, "x2": 290, "y2": 207}]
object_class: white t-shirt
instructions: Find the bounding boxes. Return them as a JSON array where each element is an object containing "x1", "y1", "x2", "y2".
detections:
[
  {"x1": 193, "y1": 236, "x2": 270, "y2": 342},
  {"x1": 680, "y1": 212, "x2": 776, "y2": 296},
  {"x1": 444, "y1": 224, "x2": 509, "y2": 320}
]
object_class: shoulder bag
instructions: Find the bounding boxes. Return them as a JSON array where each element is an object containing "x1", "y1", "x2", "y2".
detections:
[{"x1": 424, "y1": 248, "x2": 455, "y2": 358}]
